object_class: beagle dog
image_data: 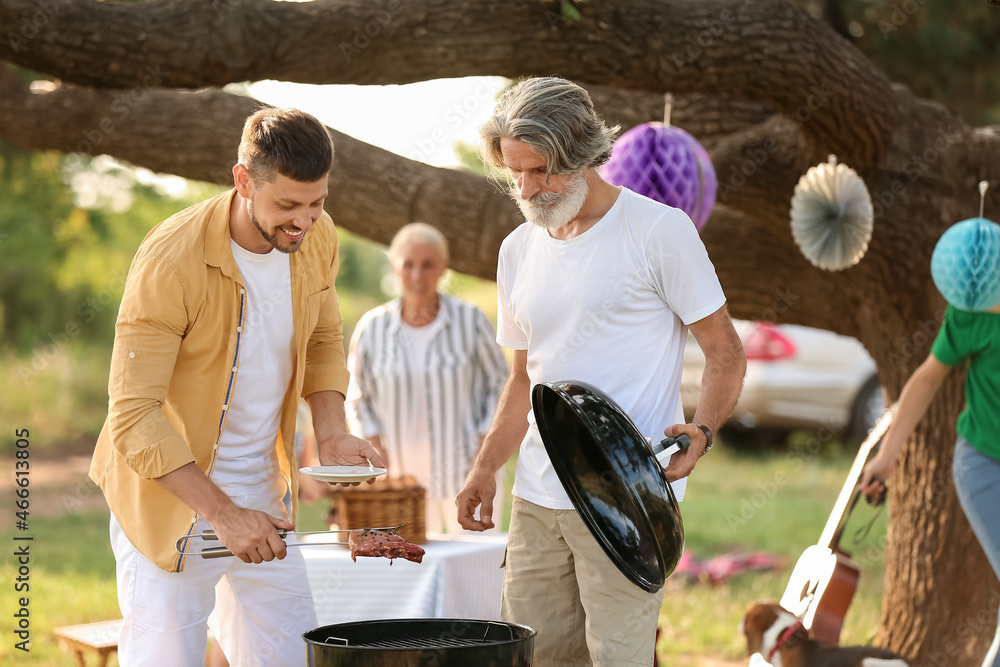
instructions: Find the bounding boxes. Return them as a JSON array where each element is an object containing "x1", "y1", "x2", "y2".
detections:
[{"x1": 739, "y1": 601, "x2": 909, "y2": 667}]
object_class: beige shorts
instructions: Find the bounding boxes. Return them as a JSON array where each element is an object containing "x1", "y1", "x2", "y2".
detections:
[{"x1": 501, "y1": 497, "x2": 665, "y2": 666}]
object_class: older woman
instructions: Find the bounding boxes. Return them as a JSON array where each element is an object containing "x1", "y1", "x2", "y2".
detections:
[{"x1": 346, "y1": 223, "x2": 508, "y2": 533}]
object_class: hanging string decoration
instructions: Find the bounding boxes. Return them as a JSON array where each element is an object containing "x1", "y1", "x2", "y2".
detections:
[
  {"x1": 789, "y1": 156, "x2": 874, "y2": 272},
  {"x1": 930, "y1": 183, "x2": 1000, "y2": 311},
  {"x1": 601, "y1": 94, "x2": 717, "y2": 231}
]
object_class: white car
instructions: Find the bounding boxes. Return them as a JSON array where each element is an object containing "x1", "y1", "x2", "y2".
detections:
[{"x1": 681, "y1": 321, "x2": 884, "y2": 440}]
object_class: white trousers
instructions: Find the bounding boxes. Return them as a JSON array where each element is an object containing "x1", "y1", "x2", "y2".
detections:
[{"x1": 110, "y1": 495, "x2": 317, "y2": 667}]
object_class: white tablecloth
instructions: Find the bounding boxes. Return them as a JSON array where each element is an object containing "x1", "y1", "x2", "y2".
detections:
[{"x1": 302, "y1": 532, "x2": 507, "y2": 626}]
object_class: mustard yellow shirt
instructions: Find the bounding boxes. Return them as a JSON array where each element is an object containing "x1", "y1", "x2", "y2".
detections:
[{"x1": 90, "y1": 189, "x2": 350, "y2": 572}]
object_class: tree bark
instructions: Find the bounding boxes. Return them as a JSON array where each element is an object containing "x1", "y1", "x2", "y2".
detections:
[
  {"x1": 3, "y1": 1, "x2": 1000, "y2": 662},
  {"x1": 880, "y1": 371, "x2": 999, "y2": 666},
  {"x1": 1, "y1": 0, "x2": 897, "y2": 162}
]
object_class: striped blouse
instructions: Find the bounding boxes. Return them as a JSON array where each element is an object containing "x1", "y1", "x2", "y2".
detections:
[{"x1": 346, "y1": 295, "x2": 509, "y2": 499}]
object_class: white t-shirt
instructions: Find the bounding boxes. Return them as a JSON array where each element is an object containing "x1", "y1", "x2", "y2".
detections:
[
  {"x1": 395, "y1": 318, "x2": 444, "y2": 488},
  {"x1": 212, "y1": 241, "x2": 295, "y2": 502},
  {"x1": 496, "y1": 187, "x2": 726, "y2": 509}
]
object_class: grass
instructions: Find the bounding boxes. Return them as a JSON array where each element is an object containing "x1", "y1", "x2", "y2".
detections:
[
  {"x1": 0, "y1": 437, "x2": 886, "y2": 666},
  {"x1": 660, "y1": 439, "x2": 888, "y2": 661},
  {"x1": 0, "y1": 346, "x2": 112, "y2": 456},
  {"x1": 0, "y1": 513, "x2": 121, "y2": 665}
]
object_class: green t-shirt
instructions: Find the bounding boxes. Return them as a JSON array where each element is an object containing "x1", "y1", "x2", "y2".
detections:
[{"x1": 931, "y1": 304, "x2": 1000, "y2": 459}]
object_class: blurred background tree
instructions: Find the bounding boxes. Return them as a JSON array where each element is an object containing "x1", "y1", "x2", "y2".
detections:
[
  {"x1": 821, "y1": 0, "x2": 1000, "y2": 125},
  {"x1": 1, "y1": 143, "x2": 79, "y2": 351}
]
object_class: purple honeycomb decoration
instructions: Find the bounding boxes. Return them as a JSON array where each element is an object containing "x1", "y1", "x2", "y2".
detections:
[
  {"x1": 931, "y1": 217, "x2": 1000, "y2": 311},
  {"x1": 602, "y1": 122, "x2": 717, "y2": 231}
]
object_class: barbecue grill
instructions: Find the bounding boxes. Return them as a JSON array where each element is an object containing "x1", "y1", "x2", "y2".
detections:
[{"x1": 304, "y1": 618, "x2": 535, "y2": 666}]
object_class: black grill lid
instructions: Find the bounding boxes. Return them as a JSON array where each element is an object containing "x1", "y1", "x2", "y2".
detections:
[{"x1": 531, "y1": 380, "x2": 685, "y2": 593}]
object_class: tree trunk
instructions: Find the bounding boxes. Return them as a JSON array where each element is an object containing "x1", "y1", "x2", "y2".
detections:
[
  {"x1": 882, "y1": 369, "x2": 1000, "y2": 666},
  {"x1": 2, "y1": 0, "x2": 999, "y2": 662}
]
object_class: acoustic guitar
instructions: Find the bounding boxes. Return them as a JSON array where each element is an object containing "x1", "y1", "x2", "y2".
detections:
[{"x1": 779, "y1": 404, "x2": 895, "y2": 645}]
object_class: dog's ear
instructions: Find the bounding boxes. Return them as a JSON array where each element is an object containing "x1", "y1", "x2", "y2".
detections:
[{"x1": 741, "y1": 602, "x2": 777, "y2": 656}]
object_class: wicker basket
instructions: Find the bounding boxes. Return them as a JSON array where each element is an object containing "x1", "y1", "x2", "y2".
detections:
[{"x1": 326, "y1": 476, "x2": 427, "y2": 545}]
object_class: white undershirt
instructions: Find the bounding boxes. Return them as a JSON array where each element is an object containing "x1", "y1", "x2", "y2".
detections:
[
  {"x1": 212, "y1": 241, "x2": 295, "y2": 503},
  {"x1": 395, "y1": 318, "x2": 444, "y2": 488}
]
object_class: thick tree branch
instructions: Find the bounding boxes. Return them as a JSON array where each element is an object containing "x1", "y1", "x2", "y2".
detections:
[
  {"x1": 2, "y1": 66, "x2": 969, "y2": 365},
  {"x1": 586, "y1": 84, "x2": 777, "y2": 149},
  {"x1": 0, "y1": 0, "x2": 897, "y2": 162},
  {"x1": 0, "y1": 67, "x2": 515, "y2": 278},
  {"x1": 0, "y1": 68, "x2": 871, "y2": 337}
]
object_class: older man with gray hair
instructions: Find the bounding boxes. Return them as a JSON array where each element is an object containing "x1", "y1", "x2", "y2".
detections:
[{"x1": 457, "y1": 76, "x2": 746, "y2": 666}]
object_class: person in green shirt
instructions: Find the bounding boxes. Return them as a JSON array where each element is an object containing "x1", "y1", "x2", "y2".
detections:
[{"x1": 861, "y1": 301, "x2": 1000, "y2": 667}]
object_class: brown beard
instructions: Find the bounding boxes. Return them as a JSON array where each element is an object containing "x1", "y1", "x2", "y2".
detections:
[{"x1": 248, "y1": 199, "x2": 305, "y2": 254}]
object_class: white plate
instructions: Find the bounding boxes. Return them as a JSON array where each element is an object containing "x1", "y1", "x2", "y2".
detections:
[{"x1": 299, "y1": 466, "x2": 387, "y2": 483}]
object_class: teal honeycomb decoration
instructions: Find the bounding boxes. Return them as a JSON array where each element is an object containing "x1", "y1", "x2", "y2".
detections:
[{"x1": 930, "y1": 217, "x2": 1000, "y2": 311}]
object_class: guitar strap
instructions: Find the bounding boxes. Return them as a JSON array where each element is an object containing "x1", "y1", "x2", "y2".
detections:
[{"x1": 850, "y1": 500, "x2": 886, "y2": 546}]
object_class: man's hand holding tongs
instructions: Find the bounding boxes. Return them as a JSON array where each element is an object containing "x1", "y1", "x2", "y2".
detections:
[
  {"x1": 156, "y1": 461, "x2": 295, "y2": 564},
  {"x1": 203, "y1": 505, "x2": 294, "y2": 564}
]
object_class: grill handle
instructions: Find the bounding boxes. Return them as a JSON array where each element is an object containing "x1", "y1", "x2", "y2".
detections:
[
  {"x1": 650, "y1": 433, "x2": 691, "y2": 466},
  {"x1": 481, "y1": 621, "x2": 514, "y2": 644},
  {"x1": 323, "y1": 636, "x2": 350, "y2": 646}
]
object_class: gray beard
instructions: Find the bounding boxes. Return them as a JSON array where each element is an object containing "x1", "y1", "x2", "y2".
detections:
[{"x1": 510, "y1": 174, "x2": 589, "y2": 230}]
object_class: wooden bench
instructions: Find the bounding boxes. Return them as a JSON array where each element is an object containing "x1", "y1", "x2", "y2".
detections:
[{"x1": 54, "y1": 619, "x2": 122, "y2": 667}]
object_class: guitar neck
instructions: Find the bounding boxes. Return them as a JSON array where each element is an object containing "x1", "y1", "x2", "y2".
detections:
[{"x1": 817, "y1": 405, "x2": 895, "y2": 550}]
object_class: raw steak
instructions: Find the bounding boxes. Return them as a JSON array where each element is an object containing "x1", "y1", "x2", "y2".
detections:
[{"x1": 349, "y1": 529, "x2": 425, "y2": 564}]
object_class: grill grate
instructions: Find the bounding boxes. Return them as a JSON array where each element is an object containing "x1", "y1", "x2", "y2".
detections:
[
  {"x1": 322, "y1": 621, "x2": 516, "y2": 650},
  {"x1": 328, "y1": 635, "x2": 504, "y2": 649}
]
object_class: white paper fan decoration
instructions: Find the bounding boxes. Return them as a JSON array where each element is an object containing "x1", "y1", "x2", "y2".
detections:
[{"x1": 790, "y1": 156, "x2": 874, "y2": 271}]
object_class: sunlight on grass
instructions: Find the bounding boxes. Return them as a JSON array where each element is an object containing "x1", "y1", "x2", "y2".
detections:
[
  {"x1": 0, "y1": 512, "x2": 120, "y2": 666},
  {"x1": 0, "y1": 346, "x2": 111, "y2": 455},
  {"x1": 659, "y1": 438, "x2": 888, "y2": 661}
]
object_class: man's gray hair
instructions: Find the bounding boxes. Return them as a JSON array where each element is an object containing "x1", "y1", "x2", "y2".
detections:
[{"x1": 479, "y1": 77, "x2": 619, "y2": 177}]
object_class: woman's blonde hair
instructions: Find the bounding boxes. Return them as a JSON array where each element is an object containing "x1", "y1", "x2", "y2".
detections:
[{"x1": 388, "y1": 222, "x2": 449, "y2": 265}]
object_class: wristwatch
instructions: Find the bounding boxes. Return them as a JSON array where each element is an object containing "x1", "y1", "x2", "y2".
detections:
[{"x1": 695, "y1": 424, "x2": 713, "y2": 455}]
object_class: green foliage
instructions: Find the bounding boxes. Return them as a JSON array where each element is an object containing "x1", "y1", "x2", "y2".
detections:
[
  {"x1": 335, "y1": 228, "x2": 392, "y2": 345},
  {"x1": 0, "y1": 345, "x2": 112, "y2": 452},
  {"x1": 0, "y1": 144, "x2": 80, "y2": 351},
  {"x1": 561, "y1": 0, "x2": 583, "y2": 22},
  {"x1": 452, "y1": 140, "x2": 490, "y2": 178},
  {"x1": 336, "y1": 228, "x2": 391, "y2": 296},
  {"x1": 0, "y1": 146, "x2": 217, "y2": 354},
  {"x1": 832, "y1": 1, "x2": 1000, "y2": 125}
]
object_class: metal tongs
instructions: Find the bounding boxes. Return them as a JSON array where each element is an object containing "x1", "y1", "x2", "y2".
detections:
[{"x1": 175, "y1": 524, "x2": 404, "y2": 559}]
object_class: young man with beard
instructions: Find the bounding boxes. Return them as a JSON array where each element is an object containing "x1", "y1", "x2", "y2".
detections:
[
  {"x1": 90, "y1": 108, "x2": 384, "y2": 666},
  {"x1": 456, "y1": 77, "x2": 746, "y2": 666}
]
